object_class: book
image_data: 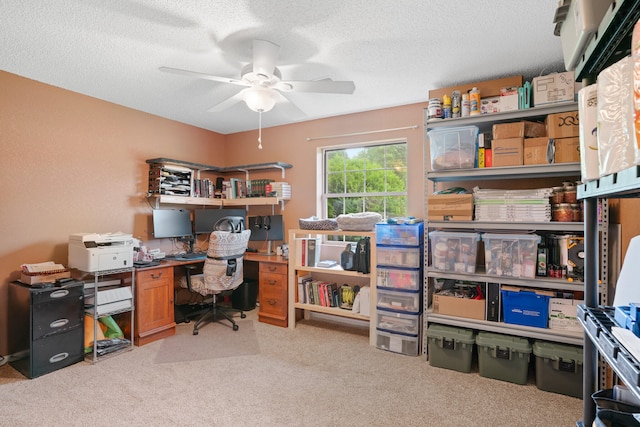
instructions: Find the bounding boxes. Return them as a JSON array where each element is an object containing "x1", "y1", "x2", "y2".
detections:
[{"x1": 317, "y1": 260, "x2": 337, "y2": 268}]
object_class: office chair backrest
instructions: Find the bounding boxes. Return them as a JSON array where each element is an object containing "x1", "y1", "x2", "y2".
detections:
[{"x1": 214, "y1": 216, "x2": 245, "y2": 233}]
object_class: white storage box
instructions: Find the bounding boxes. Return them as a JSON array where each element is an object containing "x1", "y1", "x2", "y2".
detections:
[
  {"x1": 427, "y1": 125, "x2": 478, "y2": 171},
  {"x1": 429, "y1": 231, "x2": 480, "y2": 273},
  {"x1": 376, "y1": 288, "x2": 421, "y2": 314},
  {"x1": 376, "y1": 267, "x2": 421, "y2": 291},
  {"x1": 376, "y1": 246, "x2": 421, "y2": 268},
  {"x1": 483, "y1": 233, "x2": 539, "y2": 278},
  {"x1": 376, "y1": 329, "x2": 420, "y2": 356},
  {"x1": 376, "y1": 308, "x2": 420, "y2": 335}
]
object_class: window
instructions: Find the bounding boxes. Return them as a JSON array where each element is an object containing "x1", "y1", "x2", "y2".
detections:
[{"x1": 322, "y1": 140, "x2": 407, "y2": 220}]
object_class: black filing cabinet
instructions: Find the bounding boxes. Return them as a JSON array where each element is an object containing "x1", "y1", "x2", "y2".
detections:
[{"x1": 9, "y1": 280, "x2": 85, "y2": 378}]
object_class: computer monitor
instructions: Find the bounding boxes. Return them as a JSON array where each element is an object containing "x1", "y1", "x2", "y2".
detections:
[
  {"x1": 248, "y1": 214, "x2": 284, "y2": 255},
  {"x1": 194, "y1": 208, "x2": 246, "y2": 234},
  {"x1": 152, "y1": 209, "x2": 193, "y2": 239}
]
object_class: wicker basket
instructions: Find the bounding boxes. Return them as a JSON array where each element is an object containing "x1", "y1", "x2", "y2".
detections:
[
  {"x1": 336, "y1": 212, "x2": 382, "y2": 231},
  {"x1": 299, "y1": 217, "x2": 339, "y2": 230}
]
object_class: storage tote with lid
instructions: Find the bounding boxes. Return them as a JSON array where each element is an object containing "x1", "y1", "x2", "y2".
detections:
[
  {"x1": 427, "y1": 125, "x2": 479, "y2": 171},
  {"x1": 476, "y1": 331, "x2": 532, "y2": 385},
  {"x1": 533, "y1": 340, "x2": 583, "y2": 398},
  {"x1": 426, "y1": 324, "x2": 476, "y2": 373}
]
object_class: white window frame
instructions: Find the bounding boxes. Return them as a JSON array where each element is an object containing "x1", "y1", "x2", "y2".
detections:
[{"x1": 317, "y1": 137, "x2": 408, "y2": 221}]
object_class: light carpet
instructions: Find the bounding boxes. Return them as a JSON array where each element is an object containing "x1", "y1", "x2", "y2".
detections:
[{"x1": 153, "y1": 316, "x2": 259, "y2": 364}]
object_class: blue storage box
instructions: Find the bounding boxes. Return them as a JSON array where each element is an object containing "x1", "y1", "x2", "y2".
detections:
[
  {"x1": 501, "y1": 286, "x2": 552, "y2": 328},
  {"x1": 376, "y1": 267, "x2": 421, "y2": 291},
  {"x1": 376, "y1": 223, "x2": 423, "y2": 246}
]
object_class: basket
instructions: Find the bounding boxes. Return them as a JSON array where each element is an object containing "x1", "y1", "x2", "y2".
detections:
[
  {"x1": 298, "y1": 217, "x2": 339, "y2": 230},
  {"x1": 336, "y1": 212, "x2": 382, "y2": 231}
]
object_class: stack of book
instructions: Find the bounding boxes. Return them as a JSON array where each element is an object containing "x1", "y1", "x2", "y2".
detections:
[
  {"x1": 148, "y1": 164, "x2": 192, "y2": 196},
  {"x1": 473, "y1": 187, "x2": 552, "y2": 222},
  {"x1": 266, "y1": 182, "x2": 291, "y2": 199},
  {"x1": 294, "y1": 237, "x2": 321, "y2": 267}
]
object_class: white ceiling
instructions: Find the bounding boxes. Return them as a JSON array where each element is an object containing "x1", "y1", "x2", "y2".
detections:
[{"x1": 1, "y1": 0, "x2": 566, "y2": 134}]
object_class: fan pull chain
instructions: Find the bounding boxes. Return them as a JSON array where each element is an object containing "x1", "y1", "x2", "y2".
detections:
[{"x1": 257, "y1": 110, "x2": 263, "y2": 150}]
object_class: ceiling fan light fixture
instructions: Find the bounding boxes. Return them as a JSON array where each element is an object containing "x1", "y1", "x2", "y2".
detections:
[{"x1": 243, "y1": 87, "x2": 277, "y2": 112}]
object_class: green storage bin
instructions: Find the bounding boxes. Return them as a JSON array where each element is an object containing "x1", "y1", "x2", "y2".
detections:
[
  {"x1": 476, "y1": 332, "x2": 532, "y2": 385},
  {"x1": 427, "y1": 324, "x2": 476, "y2": 373},
  {"x1": 533, "y1": 340, "x2": 583, "y2": 398}
]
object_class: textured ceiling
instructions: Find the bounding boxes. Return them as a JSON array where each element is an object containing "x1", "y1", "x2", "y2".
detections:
[{"x1": 0, "y1": 0, "x2": 566, "y2": 134}]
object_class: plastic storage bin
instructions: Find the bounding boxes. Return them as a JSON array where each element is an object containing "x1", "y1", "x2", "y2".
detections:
[
  {"x1": 429, "y1": 231, "x2": 480, "y2": 273},
  {"x1": 376, "y1": 329, "x2": 419, "y2": 356},
  {"x1": 377, "y1": 246, "x2": 421, "y2": 268},
  {"x1": 483, "y1": 233, "x2": 539, "y2": 278},
  {"x1": 532, "y1": 340, "x2": 583, "y2": 398},
  {"x1": 476, "y1": 332, "x2": 532, "y2": 385},
  {"x1": 376, "y1": 308, "x2": 420, "y2": 335},
  {"x1": 376, "y1": 223, "x2": 423, "y2": 246},
  {"x1": 376, "y1": 288, "x2": 421, "y2": 314},
  {"x1": 426, "y1": 324, "x2": 476, "y2": 373},
  {"x1": 376, "y1": 267, "x2": 421, "y2": 291},
  {"x1": 501, "y1": 288, "x2": 550, "y2": 328},
  {"x1": 427, "y1": 125, "x2": 479, "y2": 170}
]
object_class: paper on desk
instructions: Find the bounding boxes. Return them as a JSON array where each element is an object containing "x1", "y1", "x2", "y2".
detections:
[
  {"x1": 613, "y1": 235, "x2": 640, "y2": 307},
  {"x1": 21, "y1": 261, "x2": 66, "y2": 274},
  {"x1": 612, "y1": 327, "x2": 640, "y2": 362}
]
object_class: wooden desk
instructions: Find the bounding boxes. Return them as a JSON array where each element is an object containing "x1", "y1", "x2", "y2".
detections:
[
  {"x1": 244, "y1": 253, "x2": 289, "y2": 327},
  {"x1": 134, "y1": 254, "x2": 289, "y2": 345}
]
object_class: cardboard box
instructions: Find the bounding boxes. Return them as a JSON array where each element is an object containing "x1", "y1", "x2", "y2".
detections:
[
  {"x1": 432, "y1": 293, "x2": 485, "y2": 320},
  {"x1": 427, "y1": 194, "x2": 473, "y2": 220},
  {"x1": 20, "y1": 270, "x2": 71, "y2": 285},
  {"x1": 493, "y1": 121, "x2": 546, "y2": 139},
  {"x1": 533, "y1": 71, "x2": 576, "y2": 106},
  {"x1": 492, "y1": 137, "x2": 523, "y2": 167},
  {"x1": 554, "y1": 137, "x2": 580, "y2": 163},
  {"x1": 481, "y1": 96, "x2": 500, "y2": 115},
  {"x1": 548, "y1": 298, "x2": 584, "y2": 333},
  {"x1": 546, "y1": 111, "x2": 579, "y2": 138},
  {"x1": 500, "y1": 86, "x2": 520, "y2": 112},
  {"x1": 429, "y1": 75, "x2": 523, "y2": 100},
  {"x1": 524, "y1": 137, "x2": 553, "y2": 165}
]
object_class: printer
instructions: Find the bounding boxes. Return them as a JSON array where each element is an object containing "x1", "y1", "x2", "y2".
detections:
[{"x1": 68, "y1": 232, "x2": 135, "y2": 272}]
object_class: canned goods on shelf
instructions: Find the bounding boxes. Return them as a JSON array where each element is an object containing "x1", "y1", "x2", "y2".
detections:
[{"x1": 553, "y1": 203, "x2": 573, "y2": 222}]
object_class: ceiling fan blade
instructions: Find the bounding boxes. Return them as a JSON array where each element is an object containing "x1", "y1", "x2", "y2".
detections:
[
  {"x1": 159, "y1": 66, "x2": 248, "y2": 87},
  {"x1": 207, "y1": 89, "x2": 248, "y2": 112},
  {"x1": 252, "y1": 39, "x2": 280, "y2": 79},
  {"x1": 276, "y1": 79, "x2": 356, "y2": 94},
  {"x1": 273, "y1": 91, "x2": 307, "y2": 118}
]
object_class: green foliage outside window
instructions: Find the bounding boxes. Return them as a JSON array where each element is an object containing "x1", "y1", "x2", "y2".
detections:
[{"x1": 324, "y1": 142, "x2": 407, "y2": 220}]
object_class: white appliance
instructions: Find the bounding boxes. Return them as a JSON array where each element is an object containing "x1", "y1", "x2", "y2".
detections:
[{"x1": 68, "y1": 232, "x2": 134, "y2": 272}]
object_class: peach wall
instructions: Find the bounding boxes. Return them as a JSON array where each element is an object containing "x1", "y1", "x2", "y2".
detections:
[
  {"x1": 0, "y1": 71, "x2": 427, "y2": 355},
  {"x1": 224, "y1": 105, "x2": 427, "y2": 237},
  {"x1": 0, "y1": 71, "x2": 226, "y2": 354}
]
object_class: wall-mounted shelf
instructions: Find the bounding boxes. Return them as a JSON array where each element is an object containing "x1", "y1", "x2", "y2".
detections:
[{"x1": 145, "y1": 158, "x2": 292, "y2": 179}]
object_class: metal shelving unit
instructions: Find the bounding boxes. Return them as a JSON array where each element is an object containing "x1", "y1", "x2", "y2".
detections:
[
  {"x1": 423, "y1": 102, "x2": 593, "y2": 357},
  {"x1": 82, "y1": 267, "x2": 135, "y2": 363},
  {"x1": 579, "y1": 165, "x2": 640, "y2": 426}
]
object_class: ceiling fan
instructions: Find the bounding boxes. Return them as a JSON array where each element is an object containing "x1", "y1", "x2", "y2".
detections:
[{"x1": 160, "y1": 39, "x2": 356, "y2": 148}]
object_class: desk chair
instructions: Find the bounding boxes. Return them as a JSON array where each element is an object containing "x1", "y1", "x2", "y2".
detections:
[{"x1": 180, "y1": 222, "x2": 250, "y2": 335}]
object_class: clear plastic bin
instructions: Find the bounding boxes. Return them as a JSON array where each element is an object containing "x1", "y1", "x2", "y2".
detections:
[
  {"x1": 376, "y1": 223, "x2": 423, "y2": 246},
  {"x1": 427, "y1": 125, "x2": 479, "y2": 170},
  {"x1": 376, "y1": 288, "x2": 421, "y2": 314},
  {"x1": 376, "y1": 308, "x2": 420, "y2": 335},
  {"x1": 376, "y1": 267, "x2": 421, "y2": 291},
  {"x1": 377, "y1": 246, "x2": 421, "y2": 268},
  {"x1": 483, "y1": 233, "x2": 539, "y2": 278},
  {"x1": 429, "y1": 231, "x2": 480, "y2": 273},
  {"x1": 376, "y1": 329, "x2": 420, "y2": 356}
]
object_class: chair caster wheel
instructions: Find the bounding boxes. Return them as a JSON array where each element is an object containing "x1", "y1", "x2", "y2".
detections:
[
  {"x1": 241, "y1": 313, "x2": 246, "y2": 319},
  {"x1": 233, "y1": 324, "x2": 239, "y2": 331},
  {"x1": 193, "y1": 330, "x2": 198, "y2": 335}
]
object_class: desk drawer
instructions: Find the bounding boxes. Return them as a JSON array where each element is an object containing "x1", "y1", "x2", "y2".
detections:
[
  {"x1": 137, "y1": 266, "x2": 173, "y2": 283},
  {"x1": 259, "y1": 262, "x2": 287, "y2": 275},
  {"x1": 260, "y1": 273, "x2": 287, "y2": 317}
]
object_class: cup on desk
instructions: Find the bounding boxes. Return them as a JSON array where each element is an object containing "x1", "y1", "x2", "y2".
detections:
[{"x1": 276, "y1": 246, "x2": 283, "y2": 256}]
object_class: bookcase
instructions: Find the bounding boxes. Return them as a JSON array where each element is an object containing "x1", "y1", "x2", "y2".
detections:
[{"x1": 287, "y1": 229, "x2": 377, "y2": 345}]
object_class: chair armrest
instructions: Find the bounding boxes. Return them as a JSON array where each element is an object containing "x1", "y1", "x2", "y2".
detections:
[{"x1": 182, "y1": 264, "x2": 199, "y2": 292}]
